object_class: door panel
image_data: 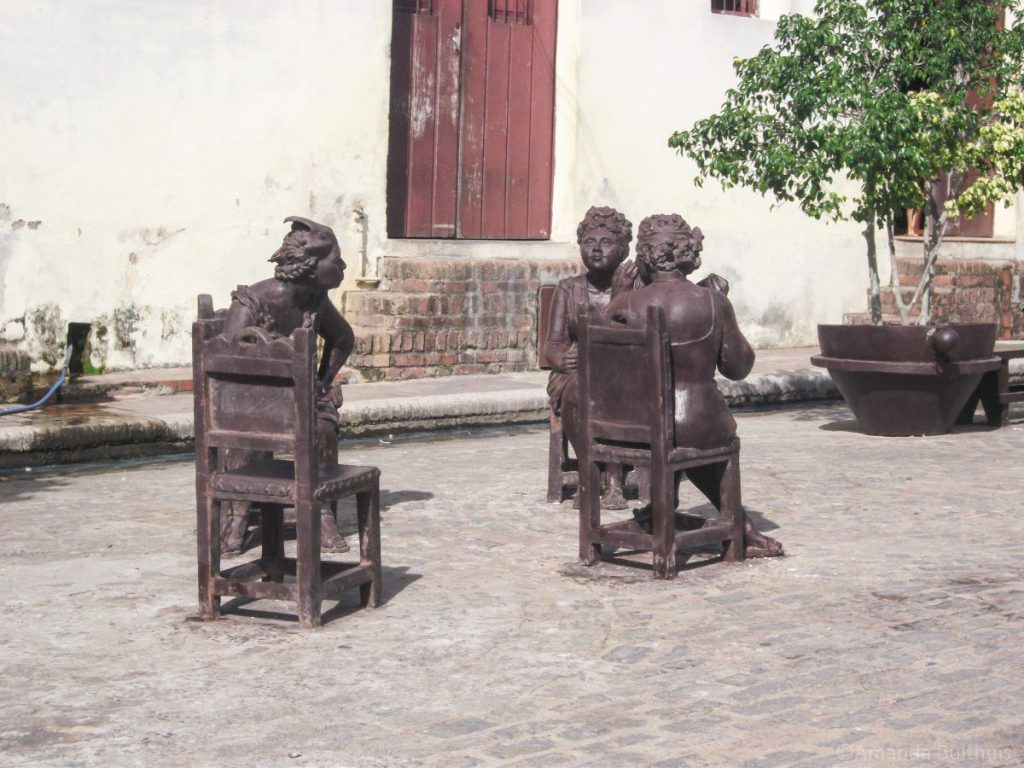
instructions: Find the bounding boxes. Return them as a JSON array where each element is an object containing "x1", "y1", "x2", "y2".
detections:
[{"x1": 388, "y1": 0, "x2": 557, "y2": 240}]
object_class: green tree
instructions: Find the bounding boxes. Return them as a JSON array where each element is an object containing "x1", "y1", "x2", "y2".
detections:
[{"x1": 669, "y1": 0, "x2": 1024, "y2": 325}]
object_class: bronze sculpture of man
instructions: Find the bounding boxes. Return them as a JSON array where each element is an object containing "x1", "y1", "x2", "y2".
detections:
[
  {"x1": 545, "y1": 206, "x2": 635, "y2": 508},
  {"x1": 569, "y1": 213, "x2": 783, "y2": 557},
  {"x1": 220, "y1": 216, "x2": 355, "y2": 555}
]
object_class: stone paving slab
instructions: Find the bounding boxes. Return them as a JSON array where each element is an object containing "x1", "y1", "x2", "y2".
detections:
[{"x1": 1, "y1": 403, "x2": 1022, "y2": 767}]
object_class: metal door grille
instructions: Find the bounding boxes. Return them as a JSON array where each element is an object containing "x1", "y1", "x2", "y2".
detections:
[
  {"x1": 490, "y1": 0, "x2": 531, "y2": 24},
  {"x1": 395, "y1": 0, "x2": 434, "y2": 14}
]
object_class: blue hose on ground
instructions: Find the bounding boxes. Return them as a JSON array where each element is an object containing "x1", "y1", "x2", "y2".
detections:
[{"x1": 0, "y1": 344, "x2": 72, "y2": 416}]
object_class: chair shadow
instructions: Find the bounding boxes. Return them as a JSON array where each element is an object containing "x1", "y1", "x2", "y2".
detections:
[
  {"x1": 217, "y1": 564, "x2": 422, "y2": 626},
  {"x1": 379, "y1": 488, "x2": 433, "y2": 512},
  {"x1": 571, "y1": 502, "x2": 783, "y2": 578},
  {"x1": 235, "y1": 488, "x2": 434, "y2": 554}
]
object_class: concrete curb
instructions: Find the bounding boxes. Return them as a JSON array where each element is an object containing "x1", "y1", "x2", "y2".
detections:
[{"x1": 0, "y1": 369, "x2": 839, "y2": 468}]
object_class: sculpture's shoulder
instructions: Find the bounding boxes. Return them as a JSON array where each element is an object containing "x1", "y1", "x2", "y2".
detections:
[
  {"x1": 556, "y1": 273, "x2": 588, "y2": 295},
  {"x1": 230, "y1": 280, "x2": 279, "y2": 333},
  {"x1": 553, "y1": 273, "x2": 589, "y2": 317},
  {"x1": 607, "y1": 286, "x2": 653, "y2": 326}
]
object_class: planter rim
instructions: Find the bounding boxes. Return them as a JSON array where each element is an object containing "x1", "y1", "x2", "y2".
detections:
[
  {"x1": 810, "y1": 354, "x2": 1001, "y2": 375},
  {"x1": 817, "y1": 322, "x2": 998, "y2": 331}
]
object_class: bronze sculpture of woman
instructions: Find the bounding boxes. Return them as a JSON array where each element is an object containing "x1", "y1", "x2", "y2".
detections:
[
  {"x1": 220, "y1": 216, "x2": 355, "y2": 555},
  {"x1": 573, "y1": 213, "x2": 783, "y2": 557},
  {"x1": 545, "y1": 206, "x2": 635, "y2": 508}
]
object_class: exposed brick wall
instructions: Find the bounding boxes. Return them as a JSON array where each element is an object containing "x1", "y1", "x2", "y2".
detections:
[
  {"x1": 845, "y1": 258, "x2": 1024, "y2": 338},
  {"x1": 343, "y1": 256, "x2": 579, "y2": 380}
]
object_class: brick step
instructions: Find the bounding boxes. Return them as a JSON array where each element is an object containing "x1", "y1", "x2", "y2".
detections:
[{"x1": 345, "y1": 290, "x2": 532, "y2": 321}]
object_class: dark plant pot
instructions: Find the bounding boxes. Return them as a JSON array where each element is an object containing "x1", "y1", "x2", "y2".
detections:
[{"x1": 810, "y1": 324, "x2": 1001, "y2": 436}]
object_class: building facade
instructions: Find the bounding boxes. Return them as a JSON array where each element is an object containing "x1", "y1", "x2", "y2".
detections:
[{"x1": 2, "y1": 1, "x2": 1019, "y2": 376}]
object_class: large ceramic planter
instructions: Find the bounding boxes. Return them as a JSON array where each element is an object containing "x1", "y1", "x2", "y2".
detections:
[{"x1": 810, "y1": 324, "x2": 1001, "y2": 436}]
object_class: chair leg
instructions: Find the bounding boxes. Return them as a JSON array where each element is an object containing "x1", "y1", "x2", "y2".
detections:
[
  {"x1": 294, "y1": 499, "x2": 322, "y2": 629},
  {"x1": 260, "y1": 503, "x2": 285, "y2": 580},
  {"x1": 721, "y1": 454, "x2": 745, "y2": 563},
  {"x1": 578, "y1": 458, "x2": 602, "y2": 566},
  {"x1": 358, "y1": 482, "x2": 382, "y2": 608},
  {"x1": 197, "y1": 493, "x2": 221, "y2": 619},
  {"x1": 547, "y1": 411, "x2": 564, "y2": 502},
  {"x1": 651, "y1": 468, "x2": 676, "y2": 579}
]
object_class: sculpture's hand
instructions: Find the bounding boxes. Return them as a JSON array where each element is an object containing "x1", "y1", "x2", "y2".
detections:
[
  {"x1": 698, "y1": 273, "x2": 730, "y2": 295},
  {"x1": 611, "y1": 260, "x2": 639, "y2": 298},
  {"x1": 562, "y1": 346, "x2": 578, "y2": 371}
]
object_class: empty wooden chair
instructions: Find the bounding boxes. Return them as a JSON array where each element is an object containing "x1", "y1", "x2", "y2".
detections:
[
  {"x1": 577, "y1": 305, "x2": 745, "y2": 578},
  {"x1": 192, "y1": 309, "x2": 381, "y2": 628}
]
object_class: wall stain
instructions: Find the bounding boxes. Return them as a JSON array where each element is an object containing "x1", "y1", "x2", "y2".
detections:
[
  {"x1": 111, "y1": 305, "x2": 142, "y2": 351},
  {"x1": 160, "y1": 309, "x2": 183, "y2": 341},
  {"x1": 758, "y1": 302, "x2": 794, "y2": 338},
  {"x1": 27, "y1": 303, "x2": 65, "y2": 368}
]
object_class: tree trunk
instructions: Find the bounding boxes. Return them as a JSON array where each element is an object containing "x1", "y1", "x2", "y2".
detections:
[
  {"x1": 862, "y1": 222, "x2": 883, "y2": 325},
  {"x1": 914, "y1": 177, "x2": 952, "y2": 326},
  {"x1": 886, "y1": 220, "x2": 911, "y2": 325}
]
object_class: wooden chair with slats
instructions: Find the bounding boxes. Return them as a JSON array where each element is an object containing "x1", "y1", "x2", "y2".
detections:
[
  {"x1": 192, "y1": 303, "x2": 381, "y2": 628},
  {"x1": 577, "y1": 304, "x2": 745, "y2": 578}
]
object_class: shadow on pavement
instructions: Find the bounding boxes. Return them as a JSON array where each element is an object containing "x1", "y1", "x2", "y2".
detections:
[{"x1": 217, "y1": 564, "x2": 422, "y2": 626}]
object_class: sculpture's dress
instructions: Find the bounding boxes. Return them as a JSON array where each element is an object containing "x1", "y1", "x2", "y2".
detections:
[
  {"x1": 545, "y1": 275, "x2": 614, "y2": 414},
  {"x1": 606, "y1": 278, "x2": 752, "y2": 450}
]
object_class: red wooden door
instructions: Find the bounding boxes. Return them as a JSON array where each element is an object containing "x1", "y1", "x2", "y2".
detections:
[{"x1": 387, "y1": 0, "x2": 557, "y2": 240}]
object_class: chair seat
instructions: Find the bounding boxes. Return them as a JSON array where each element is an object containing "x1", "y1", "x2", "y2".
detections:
[
  {"x1": 591, "y1": 436, "x2": 739, "y2": 467},
  {"x1": 213, "y1": 458, "x2": 380, "y2": 502}
]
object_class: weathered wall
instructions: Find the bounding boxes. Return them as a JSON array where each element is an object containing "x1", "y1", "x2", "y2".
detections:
[
  {"x1": 847, "y1": 257, "x2": 1024, "y2": 339},
  {"x1": 3, "y1": 1, "x2": 1004, "y2": 374},
  {"x1": 0, "y1": 1, "x2": 393, "y2": 370},
  {"x1": 569, "y1": 0, "x2": 870, "y2": 348}
]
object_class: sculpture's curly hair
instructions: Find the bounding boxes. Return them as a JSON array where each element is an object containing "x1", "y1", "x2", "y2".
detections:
[
  {"x1": 576, "y1": 206, "x2": 633, "y2": 245},
  {"x1": 269, "y1": 229, "x2": 324, "y2": 283},
  {"x1": 636, "y1": 214, "x2": 704, "y2": 275}
]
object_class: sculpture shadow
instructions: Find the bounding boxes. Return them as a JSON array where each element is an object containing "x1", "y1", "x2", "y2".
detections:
[
  {"x1": 217, "y1": 564, "x2": 422, "y2": 626},
  {"x1": 0, "y1": 475, "x2": 72, "y2": 503}
]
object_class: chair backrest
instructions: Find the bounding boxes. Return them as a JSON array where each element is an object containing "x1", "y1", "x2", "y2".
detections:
[
  {"x1": 196, "y1": 294, "x2": 227, "y2": 340},
  {"x1": 578, "y1": 304, "x2": 673, "y2": 450},
  {"x1": 192, "y1": 296, "x2": 319, "y2": 484}
]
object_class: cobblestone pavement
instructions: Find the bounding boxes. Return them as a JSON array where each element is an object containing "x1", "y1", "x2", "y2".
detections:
[{"x1": 1, "y1": 404, "x2": 1023, "y2": 768}]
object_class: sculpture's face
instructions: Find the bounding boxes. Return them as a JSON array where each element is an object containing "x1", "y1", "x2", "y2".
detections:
[
  {"x1": 579, "y1": 226, "x2": 627, "y2": 275},
  {"x1": 315, "y1": 243, "x2": 346, "y2": 289}
]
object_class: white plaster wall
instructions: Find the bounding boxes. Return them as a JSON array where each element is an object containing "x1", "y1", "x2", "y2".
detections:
[
  {"x1": 4, "y1": 0, "x2": 1010, "y2": 369},
  {"x1": 569, "y1": 0, "x2": 869, "y2": 347},
  {"x1": 0, "y1": 0, "x2": 393, "y2": 369}
]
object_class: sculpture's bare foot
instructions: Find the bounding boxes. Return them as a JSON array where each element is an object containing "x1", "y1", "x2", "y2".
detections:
[
  {"x1": 744, "y1": 520, "x2": 784, "y2": 558},
  {"x1": 602, "y1": 477, "x2": 629, "y2": 510},
  {"x1": 321, "y1": 512, "x2": 350, "y2": 553}
]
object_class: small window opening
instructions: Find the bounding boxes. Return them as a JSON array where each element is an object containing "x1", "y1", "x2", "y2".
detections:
[{"x1": 712, "y1": 0, "x2": 758, "y2": 16}]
